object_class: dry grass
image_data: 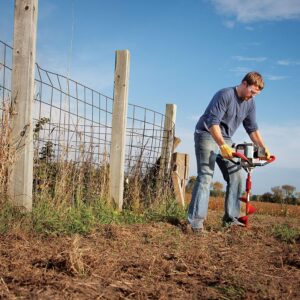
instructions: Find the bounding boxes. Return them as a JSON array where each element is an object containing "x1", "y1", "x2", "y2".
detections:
[
  {"x1": 251, "y1": 200, "x2": 300, "y2": 218},
  {"x1": 1, "y1": 214, "x2": 299, "y2": 299},
  {"x1": 1, "y1": 93, "x2": 172, "y2": 214},
  {"x1": 185, "y1": 193, "x2": 300, "y2": 218},
  {"x1": 33, "y1": 146, "x2": 111, "y2": 209},
  {"x1": 68, "y1": 235, "x2": 87, "y2": 276},
  {"x1": 33, "y1": 125, "x2": 172, "y2": 212},
  {"x1": 123, "y1": 155, "x2": 174, "y2": 212},
  {"x1": 0, "y1": 101, "x2": 15, "y2": 205}
]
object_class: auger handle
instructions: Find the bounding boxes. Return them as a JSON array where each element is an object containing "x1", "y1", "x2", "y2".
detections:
[
  {"x1": 232, "y1": 152, "x2": 276, "y2": 167},
  {"x1": 259, "y1": 155, "x2": 276, "y2": 166}
]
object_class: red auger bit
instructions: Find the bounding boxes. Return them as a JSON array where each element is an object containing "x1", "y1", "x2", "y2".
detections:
[{"x1": 230, "y1": 143, "x2": 276, "y2": 228}]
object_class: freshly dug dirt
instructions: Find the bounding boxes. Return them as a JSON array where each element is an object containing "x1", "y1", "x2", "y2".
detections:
[{"x1": 0, "y1": 211, "x2": 299, "y2": 299}]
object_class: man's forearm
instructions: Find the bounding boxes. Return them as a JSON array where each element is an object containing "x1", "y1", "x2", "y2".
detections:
[
  {"x1": 209, "y1": 126, "x2": 266, "y2": 149},
  {"x1": 249, "y1": 130, "x2": 266, "y2": 148},
  {"x1": 209, "y1": 125, "x2": 226, "y2": 146}
]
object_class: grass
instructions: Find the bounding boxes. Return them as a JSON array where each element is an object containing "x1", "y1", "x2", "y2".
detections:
[
  {"x1": 195, "y1": 195, "x2": 300, "y2": 218},
  {"x1": 0, "y1": 197, "x2": 187, "y2": 235},
  {"x1": 214, "y1": 285, "x2": 246, "y2": 300},
  {"x1": 2, "y1": 189, "x2": 299, "y2": 237},
  {"x1": 0, "y1": 108, "x2": 182, "y2": 235},
  {"x1": 272, "y1": 223, "x2": 300, "y2": 244},
  {"x1": 0, "y1": 203, "x2": 29, "y2": 234},
  {"x1": 32, "y1": 200, "x2": 96, "y2": 235}
]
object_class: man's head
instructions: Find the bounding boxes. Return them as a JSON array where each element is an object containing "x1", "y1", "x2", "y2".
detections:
[{"x1": 238, "y1": 71, "x2": 264, "y2": 100}]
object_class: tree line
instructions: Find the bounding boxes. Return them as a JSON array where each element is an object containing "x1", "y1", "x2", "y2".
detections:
[
  {"x1": 186, "y1": 177, "x2": 300, "y2": 206},
  {"x1": 258, "y1": 185, "x2": 299, "y2": 205}
]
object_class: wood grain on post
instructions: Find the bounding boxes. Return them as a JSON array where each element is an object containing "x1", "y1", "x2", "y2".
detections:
[
  {"x1": 109, "y1": 50, "x2": 130, "y2": 210},
  {"x1": 172, "y1": 153, "x2": 189, "y2": 207},
  {"x1": 160, "y1": 104, "x2": 177, "y2": 177},
  {"x1": 9, "y1": 0, "x2": 38, "y2": 211}
]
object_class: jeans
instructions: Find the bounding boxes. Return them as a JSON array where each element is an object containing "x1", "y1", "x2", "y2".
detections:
[{"x1": 188, "y1": 132, "x2": 243, "y2": 229}]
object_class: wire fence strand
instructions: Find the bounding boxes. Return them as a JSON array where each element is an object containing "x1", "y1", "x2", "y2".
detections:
[{"x1": 0, "y1": 40, "x2": 175, "y2": 205}]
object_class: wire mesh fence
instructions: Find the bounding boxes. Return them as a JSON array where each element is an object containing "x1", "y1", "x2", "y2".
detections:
[
  {"x1": 0, "y1": 40, "x2": 175, "y2": 207},
  {"x1": 34, "y1": 63, "x2": 113, "y2": 166},
  {"x1": 0, "y1": 41, "x2": 12, "y2": 107},
  {"x1": 126, "y1": 104, "x2": 168, "y2": 174}
]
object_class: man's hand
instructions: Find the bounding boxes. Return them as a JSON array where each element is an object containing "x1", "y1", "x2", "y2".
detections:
[
  {"x1": 264, "y1": 147, "x2": 271, "y2": 160},
  {"x1": 220, "y1": 144, "x2": 234, "y2": 159}
]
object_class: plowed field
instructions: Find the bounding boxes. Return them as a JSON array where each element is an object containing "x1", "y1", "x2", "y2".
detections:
[{"x1": 1, "y1": 209, "x2": 299, "y2": 299}]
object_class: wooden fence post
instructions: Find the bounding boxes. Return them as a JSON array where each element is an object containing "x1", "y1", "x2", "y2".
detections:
[
  {"x1": 8, "y1": 0, "x2": 38, "y2": 211},
  {"x1": 171, "y1": 153, "x2": 189, "y2": 207},
  {"x1": 109, "y1": 50, "x2": 130, "y2": 210},
  {"x1": 160, "y1": 104, "x2": 176, "y2": 176}
]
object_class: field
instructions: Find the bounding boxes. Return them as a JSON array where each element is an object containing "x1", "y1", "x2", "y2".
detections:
[{"x1": 0, "y1": 197, "x2": 300, "y2": 299}]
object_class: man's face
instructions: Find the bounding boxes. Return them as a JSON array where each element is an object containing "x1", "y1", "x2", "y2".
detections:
[{"x1": 241, "y1": 82, "x2": 261, "y2": 100}]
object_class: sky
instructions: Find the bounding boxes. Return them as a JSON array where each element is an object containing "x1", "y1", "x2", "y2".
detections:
[{"x1": 1, "y1": 0, "x2": 300, "y2": 194}]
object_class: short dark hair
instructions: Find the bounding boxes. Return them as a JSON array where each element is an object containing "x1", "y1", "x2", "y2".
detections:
[{"x1": 242, "y1": 72, "x2": 264, "y2": 90}]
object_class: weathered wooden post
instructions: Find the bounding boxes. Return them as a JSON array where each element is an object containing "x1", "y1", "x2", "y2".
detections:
[
  {"x1": 160, "y1": 104, "x2": 177, "y2": 176},
  {"x1": 109, "y1": 50, "x2": 130, "y2": 210},
  {"x1": 171, "y1": 152, "x2": 189, "y2": 207},
  {"x1": 8, "y1": 0, "x2": 38, "y2": 211}
]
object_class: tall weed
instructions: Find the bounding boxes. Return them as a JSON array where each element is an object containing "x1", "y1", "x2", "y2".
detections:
[{"x1": 0, "y1": 101, "x2": 15, "y2": 205}]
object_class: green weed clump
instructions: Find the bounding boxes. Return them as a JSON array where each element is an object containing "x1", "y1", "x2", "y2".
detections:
[
  {"x1": 0, "y1": 202, "x2": 30, "y2": 234},
  {"x1": 0, "y1": 197, "x2": 186, "y2": 235},
  {"x1": 32, "y1": 200, "x2": 97, "y2": 235},
  {"x1": 215, "y1": 285, "x2": 246, "y2": 300},
  {"x1": 145, "y1": 197, "x2": 187, "y2": 223},
  {"x1": 272, "y1": 224, "x2": 300, "y2": 244}
]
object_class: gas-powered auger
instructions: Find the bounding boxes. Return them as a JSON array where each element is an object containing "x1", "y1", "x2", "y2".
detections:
[{"x1": 230, "y1": 143, "x2": 276, "y2": 228}]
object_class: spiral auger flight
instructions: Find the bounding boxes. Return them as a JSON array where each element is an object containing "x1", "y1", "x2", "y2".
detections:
[{"x1": 229, "y1": 143, "x2": 276, "y2": 228}]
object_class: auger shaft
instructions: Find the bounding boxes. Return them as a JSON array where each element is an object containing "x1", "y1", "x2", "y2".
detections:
[
  {"x1": 238, "y1": 171, "x2": 256, "y2": 227},
  {"x1": 231, "y1": 147, "x2": 276, "y2": 228}
]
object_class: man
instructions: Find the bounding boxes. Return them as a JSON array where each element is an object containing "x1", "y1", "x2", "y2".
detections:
[{"x1": 188, "y1": 71, "x2": 271, "y2": 232}]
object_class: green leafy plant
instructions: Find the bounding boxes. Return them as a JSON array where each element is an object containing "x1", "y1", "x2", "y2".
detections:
[{"x1": 272, "y1": 224, "x2": 300, "y2": 243}]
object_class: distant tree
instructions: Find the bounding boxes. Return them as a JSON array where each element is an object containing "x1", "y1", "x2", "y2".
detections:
[
  {"x1": 213, "y1": 181, "x2": 223, "y2": 192},
  {"x1": 260, "y1": 192, "x2": 273, "y2": 203},
  {"x1": 186, "y1": 176, "x2": 197, "y2": 193},
  {"x1": 271, "y1": 186, "x2": 284, "y2": 204},
  {"x1": 296, "y1": 192, "x2": 300, "y2": 206},
  {"x1": 286, "y1": 195, "x2": 297, "y2": 205},
  {"x1": 211, "y1": 181, "x2": 224, "y2": 197},
  {"x1": 281, "y1": 185, "x2": 296, "y2": 198}
]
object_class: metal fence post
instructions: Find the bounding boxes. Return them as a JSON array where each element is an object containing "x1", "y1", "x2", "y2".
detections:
[
  {"x1": 8, "y1": 0, "x2": 38, "y2": 211},
  {"x1": 109, "y1": 50, "x2": 130, "y2": 210},
  {"x1": 160, "y1": 104, "x2": 177, "y2": 176}
]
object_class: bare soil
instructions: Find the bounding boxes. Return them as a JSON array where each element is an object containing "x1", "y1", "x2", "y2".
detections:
[{"x1": 1, "y1": 210, "x2": 299, "y2": 299}]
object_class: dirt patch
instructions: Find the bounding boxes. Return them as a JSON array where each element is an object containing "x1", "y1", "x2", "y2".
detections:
[{"x1": 0, "y1": 211, "x2": 299, "y2": 299}]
